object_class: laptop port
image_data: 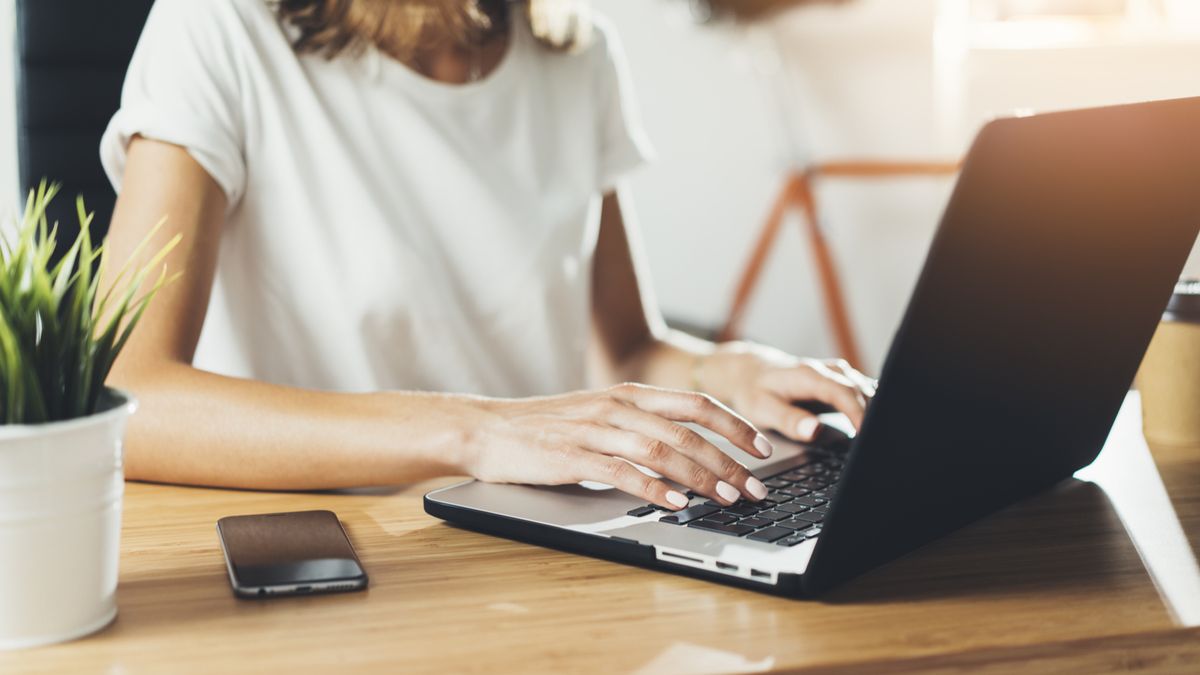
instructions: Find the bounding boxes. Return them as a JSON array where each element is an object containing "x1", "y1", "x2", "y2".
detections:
[
  {"x1": 660, "y1": 550, "x2": 704, "y2": 565},
  {"x1": 715, "y1": 561, "x2": 738, "y2": 572},
  {"x1": 749, "y1": 569, "x2": 771, "y2": 580}
]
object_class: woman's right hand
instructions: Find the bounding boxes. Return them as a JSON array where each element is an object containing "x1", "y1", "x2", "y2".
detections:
[{"x1": 457, "y1": 383, "x2": 775, "y2": 510}]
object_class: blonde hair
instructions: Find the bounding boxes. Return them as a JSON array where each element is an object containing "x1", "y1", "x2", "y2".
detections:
[{"x1": 275, "y1": 0, "x2": 591, "y2": 60}]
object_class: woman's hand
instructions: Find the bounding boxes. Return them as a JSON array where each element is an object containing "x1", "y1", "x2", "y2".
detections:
[
  {"x1": 695, "y1": 342, "x2": 876, "y2": 443},
  {"x1": 457, "y1": 383, "x2": 776, "y2": 510}
]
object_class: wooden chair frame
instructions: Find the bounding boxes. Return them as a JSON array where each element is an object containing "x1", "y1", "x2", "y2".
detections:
[{"x1": 719, "y1": 160, "x2": 961, "y2": 369}]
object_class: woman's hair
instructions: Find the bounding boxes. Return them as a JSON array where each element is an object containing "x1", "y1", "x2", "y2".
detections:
[{"x1": 275, "y1": 0, "x2": 591, "y2": 60}]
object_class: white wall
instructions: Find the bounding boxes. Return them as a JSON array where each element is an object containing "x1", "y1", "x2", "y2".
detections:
[{"x1": 599, "y1": 1, "x2": 808, "y2": 349}]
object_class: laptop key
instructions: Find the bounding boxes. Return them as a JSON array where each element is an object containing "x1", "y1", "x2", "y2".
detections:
[
  {"x1": 706, "y1": 513, "x2": 739, "y2": 525},
  {"x1": 688, "y1": 520, "x2": 755, "y2": 537},
  {"x1": 722, "y1": 504, "x2": 760, "y2": 518},
  {"x1": 763, "y1": 478, "x2": 791, "y2": 489},
  {"x1": 778, "y1": 519, "x2": 813, "y2": 530},
  {"x1": 757, "y1": 510, "x2": 791, "y2": 522},
  {"x1": 626, "y1": 505, "x2": 657, "y2": 517},
  {"x1": 777, "y1": 534, "x2": 809, "y2": 547},
  {"x1": 777, "y1": 502, "x2": 810, "y2": 514},
  {"x1": 746, "y1": 526, "x2": 793, "y2": 543},
  {"x1": 737, "y1": 517, "x2": 771, "y2": 529},
  {"x1": 792, "y1": 496, "x2": 825, "y2": 507},
  {"x1": 658, "y1": 504, "x2": 719, "y2": 525},
  {"x1": 792, "y1": 511, "x2": 824, "y2": 523}
]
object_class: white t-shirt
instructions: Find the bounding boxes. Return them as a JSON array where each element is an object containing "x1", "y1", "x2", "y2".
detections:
[{"x1": 101, "y1": 0, "x2": 652, "y2": 397}]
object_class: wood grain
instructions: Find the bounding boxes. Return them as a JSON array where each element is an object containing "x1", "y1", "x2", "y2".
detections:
[{"x1": 2, "y1": 396, "x2": 1197, "y2": 674}]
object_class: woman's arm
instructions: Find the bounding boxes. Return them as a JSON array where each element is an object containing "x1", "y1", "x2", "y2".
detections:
[
  {"x1": 105, "y1": 138, "x2": 472, "y2": 489},
  {"x1": 591, "y1": 189, "x2": 873, "y2": 442},
  {"x1": 105, "y1": 139, "x2": 772, "y2": 508}
]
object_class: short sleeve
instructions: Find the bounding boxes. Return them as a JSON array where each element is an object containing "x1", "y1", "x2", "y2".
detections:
[
  {"x1": 100, "y1": 0, "x2": 248, "y2": 211},
  {"x1": 592, "y1": 18, "x2": 655, "y2": 193}
]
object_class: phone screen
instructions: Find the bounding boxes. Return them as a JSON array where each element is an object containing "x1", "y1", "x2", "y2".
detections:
[{"x1": 216, "y1": 510, "x2": 368, "y2": 598}]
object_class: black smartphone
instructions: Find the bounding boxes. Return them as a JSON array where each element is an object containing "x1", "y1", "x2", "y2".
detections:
[{"x1": 216, "y1": 510, "x2": 368, "y2": 598}]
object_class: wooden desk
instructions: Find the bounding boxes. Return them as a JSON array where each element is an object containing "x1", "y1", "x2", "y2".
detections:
[{"x1": 4, "y1": 396, "x2": 1199, "y2": 674}]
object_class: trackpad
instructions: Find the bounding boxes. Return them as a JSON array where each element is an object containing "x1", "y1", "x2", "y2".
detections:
[{"x1": 430, "y1": 480, "x2": 643, "y2": 527}]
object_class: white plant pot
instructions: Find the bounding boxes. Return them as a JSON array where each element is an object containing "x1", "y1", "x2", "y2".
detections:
[{"x1": 0, "y1": 390, "x2": 136, "y2": 650}]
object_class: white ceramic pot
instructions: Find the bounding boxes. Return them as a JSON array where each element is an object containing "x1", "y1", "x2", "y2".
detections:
[{"x1": 0, "y1": 390, "x2": 135, "y2": 650}]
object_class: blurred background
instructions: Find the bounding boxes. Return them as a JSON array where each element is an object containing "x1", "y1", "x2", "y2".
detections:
[{"x1": 2, "y1": 0, "x2": 1199, "y2": 373}]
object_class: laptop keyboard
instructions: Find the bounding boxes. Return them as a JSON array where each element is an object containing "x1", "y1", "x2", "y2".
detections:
[{"x1": 626, "y1": 455, "x2": 843, "y2": 547}]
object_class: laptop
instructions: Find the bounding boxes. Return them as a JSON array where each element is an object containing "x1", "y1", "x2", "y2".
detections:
[{"x1": 425, "y1": 97, "x2": 1200, "y2": 597}]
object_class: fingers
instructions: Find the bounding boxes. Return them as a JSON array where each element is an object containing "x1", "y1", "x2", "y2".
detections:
[
  {"x1": 591, "y1": 408, "x2": 768, "y2": 503},
  {"x1": 826, "y1": 359, "x2": 878, "y2": 398},
  {"x1": 560, "y1": 446, "x2": 690, "y2": 510},
  {"x1": 751, "y1": 391, "x2": 824, "y2": 443},
  {"x1": 608, "y1": 383, "x2": 773, "y2": 460},
  {"x1": 762, "y1": 363, "x2": 867, "y2": 429}
]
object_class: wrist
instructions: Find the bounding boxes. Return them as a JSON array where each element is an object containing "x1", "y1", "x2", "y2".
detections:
[
  {"x1": 378, "y1": 390, "x2": 496, "y2": 477},
  {"x1": 695, "y1": 341, "x2": 798, "y2": 403},
  {"x1": 692, "y1": 342, "x2": 753, "y2": 402}
]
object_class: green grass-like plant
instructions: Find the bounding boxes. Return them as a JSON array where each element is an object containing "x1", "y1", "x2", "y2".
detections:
[{"x1": 0, "y1": 181, "x2": 179, "y2": 424}]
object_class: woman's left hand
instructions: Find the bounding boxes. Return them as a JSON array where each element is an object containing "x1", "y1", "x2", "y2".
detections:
[{"x1": 695, "y1": 343, "x2": 877, "y2": 443}]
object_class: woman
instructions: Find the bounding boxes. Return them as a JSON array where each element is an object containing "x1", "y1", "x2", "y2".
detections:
[{"x1": 100, "y1": 0, "x2": 873, "y2": 511}]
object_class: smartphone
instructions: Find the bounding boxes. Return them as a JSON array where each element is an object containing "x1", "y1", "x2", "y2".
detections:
[{"x1": 216, "y1": 510, "x2": 368, "y2": 598}]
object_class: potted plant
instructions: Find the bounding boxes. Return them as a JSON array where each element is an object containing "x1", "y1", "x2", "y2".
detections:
[{"x1": 0, "y1": 182, "x2": 178, "y2": 650}]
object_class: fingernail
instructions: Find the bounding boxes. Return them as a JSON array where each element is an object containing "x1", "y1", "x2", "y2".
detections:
[
  {"x1": 753, "y1": 433, "x2": 774, "y2": 458},
  {"x1": 666, "y1": 490, "x2": 690, "y2": 509},
  {"x1": 715, "y1": 481, "x2": 740, "y2": 503},
  {"x1": 797, "y1": 417, "x2": 821, "y2": 441},
  {"x1": 746, "y1": 477, "x2": 768, "y2": 501}
]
